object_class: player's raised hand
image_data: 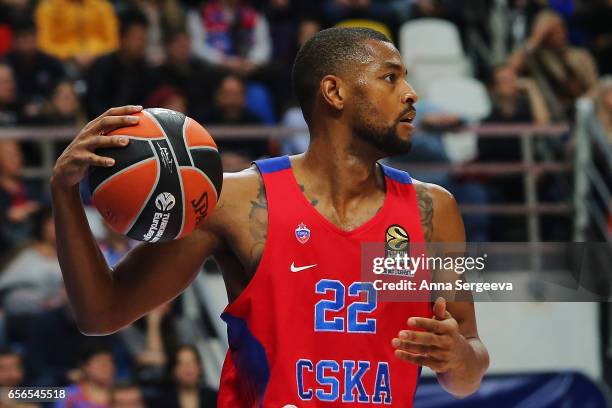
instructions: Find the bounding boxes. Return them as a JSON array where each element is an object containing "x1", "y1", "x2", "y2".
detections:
[
  {"x1": 391, "y1": 297, "x2": 472, "y2": 373},
  {"x1": 51, "y1": 105, "x2": 142, "y2": 188}
]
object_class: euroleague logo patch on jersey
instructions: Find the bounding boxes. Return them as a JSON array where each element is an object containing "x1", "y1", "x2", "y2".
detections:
[
  {"x1": 295, "y1": 223, "x2": 311, "y2": 244},
  {"x1": 385, "y1": 224, "x2": 411, "y2": 275},
  {"x1": 386, "y1": 224, "x2": 409, "y2": 251}
]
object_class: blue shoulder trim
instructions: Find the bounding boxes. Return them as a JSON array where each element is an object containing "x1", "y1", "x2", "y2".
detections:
[
  {"x1": 254, "y1": 156, "x2": 291, "y2": 174},
  {"x1": 380, "y1": 163, "x2": 413, "y2": 184}
]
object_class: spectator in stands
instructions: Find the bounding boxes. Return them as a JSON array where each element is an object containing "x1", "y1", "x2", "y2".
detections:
[
  {"x1": 0, "y1": 2, "x2": 14, "y2": 57},
  {"x1": 36, "y1": 80, "x2": 86, "y2": 125},
  {"x1": 322, "y1": 0, "x2": 406, "y2": 28},
  {"x1": 487, "y1": 63, "x2": 551, "y2": 126},
  {"x1": 187, "y1": 0, "x2": 284, "y2": 116},
  {"x1": 0, "y1": 140, "x2": 42, "y2": 258},
  {"x1": 0, "y1": 347, "x2": 25, "y2": 387},
  {"x1": 509, "y1": 9, "x2": 598, "y2": 120},
  {"x1": 152, "y1": 30, "x2": 221, "y2": 118},
  {"x1": 149, "y1": 345, "x2": 217, "y2": 408},
  {"x1": 35, "y1": 0, "x2": 119, "y2": 70},
  {"x1": 119, "y1": 302, "x2": 175, "y2": 385},
  {"x1": 145, "y1": 85, "x2": 188, "y2": 114},
  {"x1": 86, "y1": 9, "x2": 154, "y2": 118},
  {"x1": 54, "y1": 342, "x2": 115, "y2": 408},
  {"x1": 187, "y1": 0, "x2": 272, "y2": 77},
  {"x1": 121, "y1": 0, "x2": 186, "y2": 66},
  {"x1": 0, "y1": 0, "x2": 33, "y2": 50},
  {"x1": 205, "y1": 74, "x2": 267, "y2": 159},
  {"x1": 0, "y1": 63, "x2": 24, "y2": 125},
  {"x1": 207, "y1": 74, "x2": 263, "y2": 125},
  {"x1": 111, "y1": 382, "x2": 145, "y2": 408},
  {"x1": 483, "y1": 63, "x2": 570, "y2": 240},
  {"x1": 481, "y1": 63, "x2": 550, "y2": 165},
  {"x1": 4, "y1": 17, "x2": 65, "y2": 121},
  {"x1": 25, "y1": 291, "x2": 120, "y2": 387},
  {"x1": 0, "y1": 207, "x2": 63, "y2": 342},
  {"x1": 411, "y1": 0, "x2": 466, "y2": 24}
]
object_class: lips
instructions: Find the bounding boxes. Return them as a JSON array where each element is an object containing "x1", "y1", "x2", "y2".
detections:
[{"x1": 399, "y1": 109, "x2": 416, "y2": 123}]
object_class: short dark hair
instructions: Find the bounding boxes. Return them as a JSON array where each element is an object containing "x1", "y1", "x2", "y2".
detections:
[
  {"x1": 119, "y1": 9, "x2": 148, "y2": 38},
  {"x1": 11, "y1": 16, "x2": 35, "y2": 36},
  {"x1": 168, "y1": 344, "x2": 202, "y2": 375},
  {"x1": 77, "y1": 341, "x2": 113, "y2": 366},
  {"x1": 0, "y1": 347, "x2": 21, "y2": 360},
  {"x1": 291, "y1": 27, "x2": 391, "y2": 123}
]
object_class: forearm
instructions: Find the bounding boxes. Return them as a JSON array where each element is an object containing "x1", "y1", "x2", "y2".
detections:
[
  {"x1": 436, "y1": 337, "x2": 489, "y2": 397},
  {"x1": 522, "y1": 80, "x2": 551, "y2": 125},
  {"x1": 50, "y1": 179, "x2": 115, "y2": 334}
]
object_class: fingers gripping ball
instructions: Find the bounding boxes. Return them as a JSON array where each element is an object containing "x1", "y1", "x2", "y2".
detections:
[{"x1": 89, "y1": 108, "x2": 223, "y2": 242}]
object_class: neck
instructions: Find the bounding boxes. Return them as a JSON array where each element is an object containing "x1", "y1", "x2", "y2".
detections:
[
  {"x1": 83, "y1": 382, "x2": 110, "y2": 402},
  {"x1": 179, "y1": 384, "x2": 198, "y2": 393},
  {"x1": 297, "y1": 126, "x2": 385, "y2": 207}
]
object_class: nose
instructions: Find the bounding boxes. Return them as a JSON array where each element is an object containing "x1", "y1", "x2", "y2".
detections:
[{"x1": 401, "y1": 84, "x2": 418, "y2": 105}]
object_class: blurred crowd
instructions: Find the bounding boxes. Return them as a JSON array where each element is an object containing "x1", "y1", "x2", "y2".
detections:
[{"x1": 0, "y1": 0, "x2": 612, "y2": 406}]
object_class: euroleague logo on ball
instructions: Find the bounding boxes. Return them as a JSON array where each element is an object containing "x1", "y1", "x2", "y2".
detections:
[{"x1": 155, "y1": 192, "x2": 176, "y2": 212}]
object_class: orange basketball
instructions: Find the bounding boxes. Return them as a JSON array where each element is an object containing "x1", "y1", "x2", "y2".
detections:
[{"x1": 88, "y1": 108, "x2": 222, "y2": 242}]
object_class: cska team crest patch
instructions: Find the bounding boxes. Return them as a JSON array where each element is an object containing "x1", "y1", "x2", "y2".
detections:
[{"x1": 295, "y1": 223, "x2": 311, "y2": 244}]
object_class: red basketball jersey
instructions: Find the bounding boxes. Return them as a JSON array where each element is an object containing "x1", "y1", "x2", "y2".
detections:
[{"x1": 218, "y1": 156, "x2": 432, "y2": 407}]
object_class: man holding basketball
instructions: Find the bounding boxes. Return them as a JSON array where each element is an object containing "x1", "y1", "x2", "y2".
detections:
[{"x1": 52, "y1": 28, "x2": 488, "y2": 406}]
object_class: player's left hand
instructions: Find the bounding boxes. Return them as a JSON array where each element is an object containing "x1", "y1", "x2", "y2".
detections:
[{"x1": 392, "y1": 297, "x2": 472, "y2": 373}]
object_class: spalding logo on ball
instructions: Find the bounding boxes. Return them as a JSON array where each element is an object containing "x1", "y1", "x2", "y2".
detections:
[{"x1": 89, "y1": 108, "x2": 223, "y2": 242}]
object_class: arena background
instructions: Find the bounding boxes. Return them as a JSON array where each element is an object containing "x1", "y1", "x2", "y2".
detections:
[{"x1": 0, "y1": 0, "x2": 611, "y2": 406}]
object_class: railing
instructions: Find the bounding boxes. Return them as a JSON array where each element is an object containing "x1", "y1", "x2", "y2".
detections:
[
  {"x1": 0, "y1": 122, "x2": 572, "y2": 244},
  {"x1": 574, "y1": 99, "x2": 612, "y2": 242}
]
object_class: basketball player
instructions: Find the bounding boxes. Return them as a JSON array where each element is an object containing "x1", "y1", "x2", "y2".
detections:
[{"x1": 51, "y1": 28, "x2": 489, "y2": 406}]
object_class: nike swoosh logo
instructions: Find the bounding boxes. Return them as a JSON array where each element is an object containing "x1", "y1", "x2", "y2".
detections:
[{"x1": 290, "y1": 262, "x2": 317, "y2": 273}]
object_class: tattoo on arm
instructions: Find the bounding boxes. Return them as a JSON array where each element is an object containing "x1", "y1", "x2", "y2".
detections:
[
  {"x1": 416, "y1": 184, "x2": 434, "y2": 242},
  {"x1": 248, "y1": 175, "x2": 268, "y2": 272},
  {"x1": 299, "y1": 184, "x2": 318, "y2": 207}
]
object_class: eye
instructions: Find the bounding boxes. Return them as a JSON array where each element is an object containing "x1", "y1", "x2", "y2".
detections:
[{"x1": 384, "y1": 73, "x2": 396, "y2": 83}]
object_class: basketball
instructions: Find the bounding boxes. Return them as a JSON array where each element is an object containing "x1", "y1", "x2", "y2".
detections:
[{"x1": 88, "y1": 108, "x2": 222, "y2": 243}]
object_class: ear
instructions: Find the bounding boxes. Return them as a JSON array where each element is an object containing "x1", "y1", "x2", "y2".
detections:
[{"x1": 320, "y1": 75, "x2": 345, "y2": 112}]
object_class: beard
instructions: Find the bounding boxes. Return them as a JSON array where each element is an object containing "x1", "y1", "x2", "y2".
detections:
[{"x1": 351, "y1": 100, "x2": 412, "y2": 156}]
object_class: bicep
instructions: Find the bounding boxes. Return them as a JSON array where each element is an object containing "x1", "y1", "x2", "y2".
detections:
[
  {"x1": 429, "y1": 184, "x2": 479, "y2": 338},
  {"x1": 107, "y1": 226, "x2": 221, "y2": 329}
]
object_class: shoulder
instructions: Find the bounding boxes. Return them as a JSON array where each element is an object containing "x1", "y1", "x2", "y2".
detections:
[
  {"x1": 205, "y1": 166, "x2": 263, "y2": 229},
  {"x1": 412, "y1": 179, "x2": 464, "y2": 243},
  {"x1": 413, "y1": 179, "x2": 457, "y2": 213},
  {"x1": 219, "y1": 166, "x2": 263, "y2": 207}
]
